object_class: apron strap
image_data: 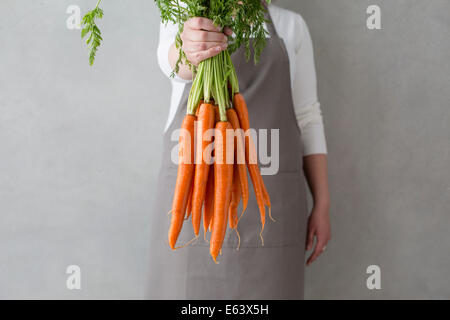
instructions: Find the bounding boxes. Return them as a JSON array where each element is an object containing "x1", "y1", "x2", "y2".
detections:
[{"x1": 263, "y1": 2, "x2": 278, "y2": 38}]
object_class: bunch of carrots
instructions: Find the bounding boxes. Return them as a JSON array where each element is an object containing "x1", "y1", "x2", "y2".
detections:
[
  {"x1": 79, "y1": 1, "x2": 273, "y2": 262},
  {"x1": 168, "y1": 50, "x2": 273, "y2": 263}
]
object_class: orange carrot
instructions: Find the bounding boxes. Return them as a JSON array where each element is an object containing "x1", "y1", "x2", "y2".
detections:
[
  {"x1": 229, "y1": 164, "x2": 241, "y2": 229},
  {"x1": 233, "y1": 93, "x2": 266, "y2": 236},
  {"x1": 248, "y1": 162, "x2": 266, "y2": 236},
  {"x1": 203, "y1": 164, "x2": 214, "y2": 235},
  {"x1": 259, "y1": 173, "x2": 274, "y2": 221},
  {"x1": 210, "y1": 121, "x2": 234, "y2": 262},
  {"x1": 194, "y1": 100, "x2": 204, "y2": 117},
  {"x1": 191, "y1": 104, "x2": 215, "y2": 236},
  {"x1": 226, "y1": 108, "x2": 248, "y2": 217},
  {"x1": 207, "y1": 105, "x2": 220, "y2": 233},
  {"x1": 168, "y1": 114, "x2": 196, "y2": 249},
  {"x1": 185, "y1": 176, "x2": 194, "y2": 220},
  {"x1": 208, "y1": 130, "x2": 217, "y2": 233}
]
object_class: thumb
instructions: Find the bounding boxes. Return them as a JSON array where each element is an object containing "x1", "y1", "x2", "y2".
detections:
[{"x1": 223, "y1": 26, "x2": 233, "y2": 36}]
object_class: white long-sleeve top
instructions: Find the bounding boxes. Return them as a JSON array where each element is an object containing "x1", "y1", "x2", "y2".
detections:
[{"x1": 157, "y1": 4, "x2": 327, "y2": 155}]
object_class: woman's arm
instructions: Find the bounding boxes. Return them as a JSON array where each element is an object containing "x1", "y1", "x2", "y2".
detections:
[
  {"x1": 303, "y1": 154, "x2": 331, "y2": 265},
  {"x1": 286, "y1": 13, "x2": 331, "y2": 264}
]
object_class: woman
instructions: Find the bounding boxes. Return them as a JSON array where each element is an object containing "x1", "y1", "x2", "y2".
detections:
[{"x1": 147, "y1": 2, "x2": 331, "y2": 299}]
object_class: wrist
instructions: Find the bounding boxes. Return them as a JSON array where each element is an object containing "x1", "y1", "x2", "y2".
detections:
[{"x1": 313, "y1": 196, "x2": 330, "y2": 212}]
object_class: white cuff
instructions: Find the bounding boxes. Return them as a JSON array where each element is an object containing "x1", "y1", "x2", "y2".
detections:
[
  {"x1": 157, "y1": 24, "x2": 193, "y2": 84},
  {"x1": 301, "y1": 124, "x2": 328, "y2": 155}
]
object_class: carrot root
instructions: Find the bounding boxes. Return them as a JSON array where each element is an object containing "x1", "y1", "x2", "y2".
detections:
[
  {"x1": 173, "y1": 235, "x2": 199, "y2": 250},
  {"x1": 235, "y1": 228, "x2": 241, "y2": 250},
  {"x1": 259, "y1": 227, "x2": 264, "y2": 246}
]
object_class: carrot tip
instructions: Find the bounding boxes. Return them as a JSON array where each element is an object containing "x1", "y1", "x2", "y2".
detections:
[
  {"x1": 203, "y1": 230, "x2": 210, "y2": 243},
  {"x1": 237, "y1": 208, "x2": 247, "y2": 224},
  {"x1": 259, "y1": 228, "x2": 265, "y2": 246},
  {"x1": 235, "y1": 228, "x2": 241, "y2": 250},
  {"x1": 268, "y1": 206, "x2": 276, "y2": 222}
]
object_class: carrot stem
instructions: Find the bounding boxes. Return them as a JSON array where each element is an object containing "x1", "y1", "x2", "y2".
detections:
[
  {"x1": 187, "y1": 61, "x2": 205, "y2": 114},
  {"x1": 203, "y1": 58, "x2": 212, "y2": 103},
  {"x1": 225, "y1": 50, "x2": 239, "y2": 95},
  {"x1": 213, "y1": 53, "x2": 228, "y2": 121}
]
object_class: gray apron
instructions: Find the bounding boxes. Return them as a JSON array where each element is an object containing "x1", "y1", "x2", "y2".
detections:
[{"x1": 146, "y1": 8, "x2": 308, "y2": 300}]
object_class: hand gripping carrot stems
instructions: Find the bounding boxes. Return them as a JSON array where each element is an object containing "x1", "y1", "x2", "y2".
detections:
[
  {"x1": 156, "y1": 0, "x2": 273, "y2": 262},
  {"x1": 81, "y1": 1, "x2": 274, "y2": 261}
]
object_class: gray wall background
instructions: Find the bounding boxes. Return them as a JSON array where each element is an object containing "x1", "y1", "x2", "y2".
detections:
[{"x1": 0, "y1": 0, "x2": 449, "y2": 299}]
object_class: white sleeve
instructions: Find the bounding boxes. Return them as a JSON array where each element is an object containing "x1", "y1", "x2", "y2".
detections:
[
  {"x1": 291, "y1": 16, "x2": 327, "y2": 155},
  {"x1": 157, "y1": 22, "x2": 193, "y2": 84}
]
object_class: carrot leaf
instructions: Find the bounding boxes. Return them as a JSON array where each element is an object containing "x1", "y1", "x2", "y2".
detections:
[{"x1": 81, "y1": 0, "x2": 104, "y2": 66}]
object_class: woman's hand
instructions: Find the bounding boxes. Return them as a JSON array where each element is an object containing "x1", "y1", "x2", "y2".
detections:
[
  {"x1": 181, "y1": 17, "x2": 232, "y2": 66},
  {"x1": 305, "y1": 204, "x2": 331, "y2": 266},
  {"x1": 302, "y1": 154, "x2": 331, "y2": 266}
]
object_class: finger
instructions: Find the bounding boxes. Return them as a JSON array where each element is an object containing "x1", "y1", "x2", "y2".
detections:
[
  {"x1": 183, "y1": 41, "x2": 226, "y2": 53},
  {"x1": 186, "y1": 17, "x2": 221, "y2": 32},
  {"x1": 305, "y1": 227, "x2": 315, "y2": 251},
  {"x1": 187, "y1": 30, "x2": 228, "y2": 43},
  {"x1": 223, "y1": 26, "x2": 233, "y2": 36},
  {"x1": 306, "y1": 241, "x2": 326, "y2": 266},
  {"x1": 188, "y1": 45, "x2": 225, "y2": 65}
]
